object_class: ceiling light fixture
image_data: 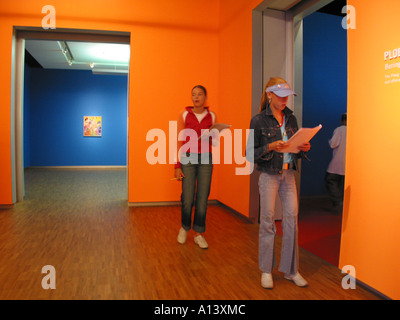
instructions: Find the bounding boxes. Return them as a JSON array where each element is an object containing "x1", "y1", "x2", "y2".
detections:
[
  {"x1": 92, "y1": 69, "x2": 128, "y2": 75},
  {"x1": 92, "y1": 65, "x2": 128, "y2": 75},
  {"x1": 57, "y1": 41, "x2": 74, "y2": 67}
]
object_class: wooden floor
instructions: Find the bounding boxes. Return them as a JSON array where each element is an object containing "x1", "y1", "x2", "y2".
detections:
[{"x1": 0, "y1": 168, "x2": 381, "y2": 300}]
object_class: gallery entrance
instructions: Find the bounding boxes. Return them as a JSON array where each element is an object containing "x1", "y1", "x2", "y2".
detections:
[{"x1": 12, "y1": 28, "x2": 130, "y2": 203}]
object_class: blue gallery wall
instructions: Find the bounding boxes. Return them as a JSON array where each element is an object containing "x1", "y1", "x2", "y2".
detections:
[
  {"x1": 24, "y1": 67, "x2": 127, "y2": 167},
  {"x1": 301, "y1": 12, "x2": 347, "y2": 196}
]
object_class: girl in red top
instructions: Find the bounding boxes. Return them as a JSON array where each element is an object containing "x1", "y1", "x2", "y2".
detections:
[{"x1": 174, "y1": 85, "x2": 217, "y2": 249}]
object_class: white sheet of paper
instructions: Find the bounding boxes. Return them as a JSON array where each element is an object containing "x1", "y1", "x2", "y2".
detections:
[
  {"x1": 279, "y1": 124, "x2": 322, "y2": 153},
  {"x1": 210, "y1": 123, "x2": 231, "y2": 132}
]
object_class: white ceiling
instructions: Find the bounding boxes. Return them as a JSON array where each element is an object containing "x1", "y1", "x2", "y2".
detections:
[{"x1": 25, "y1": 40, "x2": 130, "y2": 75}]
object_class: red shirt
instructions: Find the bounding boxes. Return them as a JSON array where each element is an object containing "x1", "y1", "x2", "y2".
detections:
[{"x1": 175, "y1": 106, "x2": 214, "y2": 168}]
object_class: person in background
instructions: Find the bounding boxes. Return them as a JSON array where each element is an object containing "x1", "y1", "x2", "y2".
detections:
[
  {"x1": 325, "y1": 113, "x2": 347, "y2": 213},
  {"x1": 247, "y1": 77, "x2": 310, "y2": 289},
  {"x1": 174, "y1": 85, "x2": 217, "y2": 249}
]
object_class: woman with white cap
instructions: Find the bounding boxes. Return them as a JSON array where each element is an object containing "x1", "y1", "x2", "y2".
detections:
[{"x1": 247, "y1": 77, "x2": 311, "y2": 289}]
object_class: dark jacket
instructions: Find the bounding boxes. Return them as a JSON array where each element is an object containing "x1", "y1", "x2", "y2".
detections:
[{"x1": 246, "y1": 104, "x2": 308, "y2": 174}]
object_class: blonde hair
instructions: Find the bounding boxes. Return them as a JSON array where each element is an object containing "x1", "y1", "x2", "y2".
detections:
[{"x1": 259, "y1": 77, "x2": 288, "y2": 113}]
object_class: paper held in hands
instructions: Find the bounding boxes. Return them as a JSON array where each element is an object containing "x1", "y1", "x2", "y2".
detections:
[
  {"x1": 210, "y1": 123, "x2": 231, "y2": 132},
  {"x1": 198, "y1": 123, "x2": 231, "y2": 139},
  {"x1": 279, "y1": 124, "x2": 322, "y2": 153}
]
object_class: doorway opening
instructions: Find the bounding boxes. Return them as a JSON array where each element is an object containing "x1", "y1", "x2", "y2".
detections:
[
  {"x1": 298, "y1": 2, "x2": 347, "y2": 266},
  {"x1": 251, "y1": 0, "x2": 347, "y2": 266},
  {"x1": 12, "y1": 28, "x2": 130, "y2": 205}
]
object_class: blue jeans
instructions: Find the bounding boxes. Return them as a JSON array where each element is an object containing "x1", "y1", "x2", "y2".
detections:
[
  {"x1": 258, "y1": 170, "x2": 299, "y2": 275},
  {"x1": 181, "y1": 153, "x2": 213, "y2": 233}
]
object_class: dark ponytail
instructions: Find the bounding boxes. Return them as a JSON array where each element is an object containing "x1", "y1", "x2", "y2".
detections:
[{"x1": 192, "y1": 85, "x2": 207, "y2": 96}]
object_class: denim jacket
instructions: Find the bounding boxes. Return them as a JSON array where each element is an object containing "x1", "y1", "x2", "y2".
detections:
[{"x1": 246, "y1": 104, "x2": 308, "y2": 174}]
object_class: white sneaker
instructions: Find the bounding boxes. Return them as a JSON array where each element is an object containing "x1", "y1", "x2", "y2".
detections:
[
  {"x1": 261, "y1": 273, "x2": 273, "y2": 289},
  {"x1": 177, "y1": 228, "x2": 187, "y2": 244},
  {"x1": 194, "y1": 235, "x2": 208, "y2": 249},
  {"x1": 284, "y1": 272, "x2": 308, "y2": 287}
]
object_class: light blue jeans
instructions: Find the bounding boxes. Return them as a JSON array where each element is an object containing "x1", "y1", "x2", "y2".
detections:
[
  {"x1": 180, "y1": 153, "x2": 213, "y2": 233},
  {"x1": 258, "y1": 170, "x2": 299, "y2": 275}
]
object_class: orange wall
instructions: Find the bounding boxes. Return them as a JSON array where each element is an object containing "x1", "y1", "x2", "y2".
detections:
[
  {"x1": 0, "y1": 0, "x2": 263, "y2": 213},
  {"x1": 217, "y1": 0, "x2": 263, "y2": 217},
  {"x1": 128, "y1": 22, "x2": 220, "y2": 203},
  {"x1": 0, "y1": 0, "x2": 220, "y2": 204},
  {"x1": 0, "y1": 17, "x2": 13, "y2": 204},
  {"x1": 340, "y1": 0, "x2": 400, "y2": 299}
]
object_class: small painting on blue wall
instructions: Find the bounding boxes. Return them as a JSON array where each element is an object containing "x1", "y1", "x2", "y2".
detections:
[{"x1": 83, "y1": 116, "x2": 102, "y2": 137}]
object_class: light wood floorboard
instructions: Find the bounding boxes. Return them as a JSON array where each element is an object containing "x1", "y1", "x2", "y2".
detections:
[{"x1": 0, "y1": 168, "x2": 381, "y2": 300}]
